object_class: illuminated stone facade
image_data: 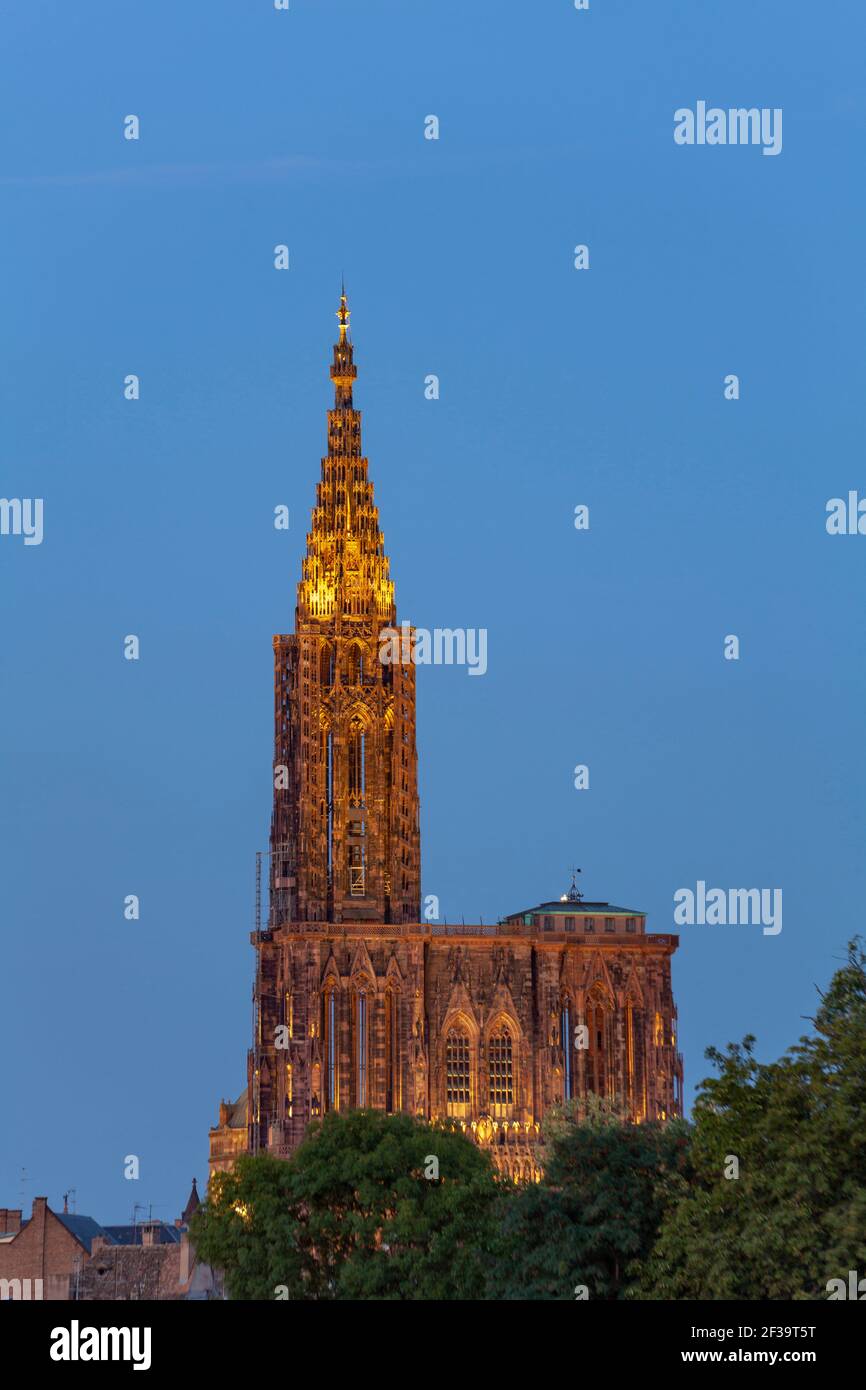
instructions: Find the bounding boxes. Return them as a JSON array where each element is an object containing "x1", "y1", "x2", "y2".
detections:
[{"x1": 209, "y1": 296, "x2": 683, "y2": 1183}]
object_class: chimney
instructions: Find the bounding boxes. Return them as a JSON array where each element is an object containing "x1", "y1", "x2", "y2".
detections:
[{"x1": 0, "y1": 1209, "x2": 22, "y2": 1235}]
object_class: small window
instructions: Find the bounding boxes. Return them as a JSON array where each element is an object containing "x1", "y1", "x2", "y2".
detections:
[
  {"x1": 543, "y1": 915, "x2": 553, "y2": 931},
  {"x1": 604, "y1": 917, "x2": 615, "y2": 932},
  {"x1": 564, "y1": 916, "x2": 575, "y2": 932},
  {"x1": 584, "y1": 917, "x2": 595, "y2": 932},
  {"x1": 626, "y1": 917, "x2": 636, "y2": 933}
]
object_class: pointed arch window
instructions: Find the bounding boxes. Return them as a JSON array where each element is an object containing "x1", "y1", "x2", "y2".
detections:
[
  {"x1": 385, "y1": 987, "x2": 399, "y2": 1113},
  {"x1": 355, "y1": 988, "x2": 369, "y2": 1107},
  {"x1": 347, "y1": 644, "x2": 364, "y2": 684},
  {"x1": 627, "y1": 998, "x2": 643, "y2": 1118},
  {"x1": 323, "y1": 986, "x2": 338, "y2": 1111},
  {"x1": 321, "y1": 724, "x2": 334, "y2": 887},
  {"x1": 320, "y1": 643, "x2": 334, "y2": 686},
  {"x1": 561, "y1": 998, "x2": 574, "y2": 1101},
  {"x1": 348, "y1": 720, "x2": 366, "y2": 804},
  {"x1": 445, "y1": 1029, "x2": 471, "y2": 1117},
  {"x1": 586, "y1": 987, "x2": 614, "y2": 1101},
  {"x1": 488, "y1": 1027, "x2": 514, "y2": 1118},
  {"x1": 347, "y1": 717, "x2": 367, "y2": 895}
]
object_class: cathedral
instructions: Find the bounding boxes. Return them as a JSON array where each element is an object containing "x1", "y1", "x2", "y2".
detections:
[{"x1": 208, "y1": 293, "x2": 683, "y2": 1183}]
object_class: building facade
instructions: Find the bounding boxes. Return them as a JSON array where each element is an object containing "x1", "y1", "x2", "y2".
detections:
[
  {"x1": 0, "y1": 1186, "x2": 215, "y2": 1301},
  {"x1": 209, "y1": 295, "x2": 683, "y2": 1183}
]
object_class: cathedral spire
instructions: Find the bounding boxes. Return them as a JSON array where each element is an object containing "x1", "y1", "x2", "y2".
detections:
[
  {"x1": 271, "y1": 293, "x2": 418, "y2": 927},
  {"x1": 331, "y1": 283, "x2": 357, "y2": 408},
  {"x1": 337, "y1": 280, "x2": 349, "y2": 342}
]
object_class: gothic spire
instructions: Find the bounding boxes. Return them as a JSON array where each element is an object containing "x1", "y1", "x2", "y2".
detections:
[{"x1": 331, "y1": 283, "x2": 356, "y2": 408}]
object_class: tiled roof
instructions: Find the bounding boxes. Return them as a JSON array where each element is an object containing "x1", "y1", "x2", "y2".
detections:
[
  {"x1": 102, "y1": 1223, "x2": 180, "y2": 1246},
  {"x1": 56, "y1": 1214, "x2": 110, "y2": 1253}
]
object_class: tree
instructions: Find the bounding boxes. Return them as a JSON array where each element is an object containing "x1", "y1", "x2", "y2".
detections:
[
  {"x1": 487, "y1": 1097, "x2": 690, "y2": 1300},
  {"x1": 637, "y1": 939, "x2": 866, "y2": 1300},
  {"x1": 191, "y1": 1110, "x2": 501, "y2": 1300}
]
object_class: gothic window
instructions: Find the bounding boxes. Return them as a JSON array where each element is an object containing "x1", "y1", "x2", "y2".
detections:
[
  {"x1": 561, "y1": 999, "x2": 573, "y2": 1101},
  {"x1": 320, "y1": 643, "x2": 334, "y2": 686},
  {"x1": 355, "y1": 989, "x2": 368, "y2": 1107},
  {"x1": 323, "y1": 987, "x2": 338, "y2": 1110},
  {"x1": 626, "y1": 998, "x2": 645, "y2": 1119},
  {"x1": 385, "y1": 988, "x2": 399, "y2": 1113},
  {"x1": 321, "y1": 728, "x2": 334, "y2": 886},
  {"x1": 445, "y1": 1029, "x2": 471, "y2": 1117},
  {"x1": 586, "y1": 988, "x2": 614, "y2": 1101},
  {"x1": 488, "y1": 1027, "x2": 514, "y2": 1118},
  {"x1": 347, "y1": 644, "x2": 364, "y2": 683},
  {"x1": 285, "y1": 1063, "x2": 293, "y2": 1118},
  {"x1": 348, "y1": 722, "x2": 366, "y2": 804}
]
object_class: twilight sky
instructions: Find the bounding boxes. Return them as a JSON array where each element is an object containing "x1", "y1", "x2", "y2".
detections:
[{"x1": 1, "y1": 0, "x2": 864, "y2": 1223}]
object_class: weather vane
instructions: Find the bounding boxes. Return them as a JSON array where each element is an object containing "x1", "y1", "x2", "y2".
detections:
[{"x1": 567, "y1": 866, "x2": 583, "y2": 902}]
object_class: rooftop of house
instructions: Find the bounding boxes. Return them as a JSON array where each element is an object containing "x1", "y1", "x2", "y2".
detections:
[{"x1": 55, "y1": 1213, "x2": 110, "y2": 1253}]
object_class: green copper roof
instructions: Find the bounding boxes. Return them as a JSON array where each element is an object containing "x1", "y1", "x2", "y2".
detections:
[{"x1": 501, "y1": 901, "x2": 645, "y2": 921}]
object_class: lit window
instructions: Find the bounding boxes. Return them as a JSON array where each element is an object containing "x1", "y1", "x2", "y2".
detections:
[{"x1": 446, "y1": 1030, "x2": 471, "y2": 1115}]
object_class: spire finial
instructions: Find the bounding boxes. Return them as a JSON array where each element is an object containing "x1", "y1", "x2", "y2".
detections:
[
  {"x1": 337, "y1": 281, "x2": 350, "y2": 343},
  {"x1": 331, "y1": 284, "x2": 357, "y2": 406},
  {"x1": 567, "y1": 867, "x2": 583, "y2": 903}
]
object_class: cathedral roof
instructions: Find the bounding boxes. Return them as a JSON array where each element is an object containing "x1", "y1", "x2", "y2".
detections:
[
  {"x1": 225, "y1": 1090, "x2": 248, "y2": 1128},
  {"x1": 502, "y1": 900, "x2": 645, "y2": 921}
]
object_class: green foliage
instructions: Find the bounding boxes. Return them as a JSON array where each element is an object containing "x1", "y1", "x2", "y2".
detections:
[
  {"x1": 191, "y1": 1109, "x2": 500, "y2": 1300},
  {"x1": 637, "y1": 939, "x2": 866, "y2": 1300},
  {"x1": 487, "y1": 1098, "x2": 690, "y2": 1300},
  {"x1": 192, "y1": 943, "x2": 866, "y2": 1302}
]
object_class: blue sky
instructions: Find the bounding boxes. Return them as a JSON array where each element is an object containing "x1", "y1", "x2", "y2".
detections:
[{"x1": 1, "y1": 0, "x2": 864, "y2": 1223}]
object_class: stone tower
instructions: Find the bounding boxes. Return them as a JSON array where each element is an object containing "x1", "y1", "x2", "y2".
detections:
[
  {"x1": 208, "y1": 296, "x2": 683, "y2": 1182},
  {"x1": 269, "y1": 288, "x2": 420, "y2": 926}
]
